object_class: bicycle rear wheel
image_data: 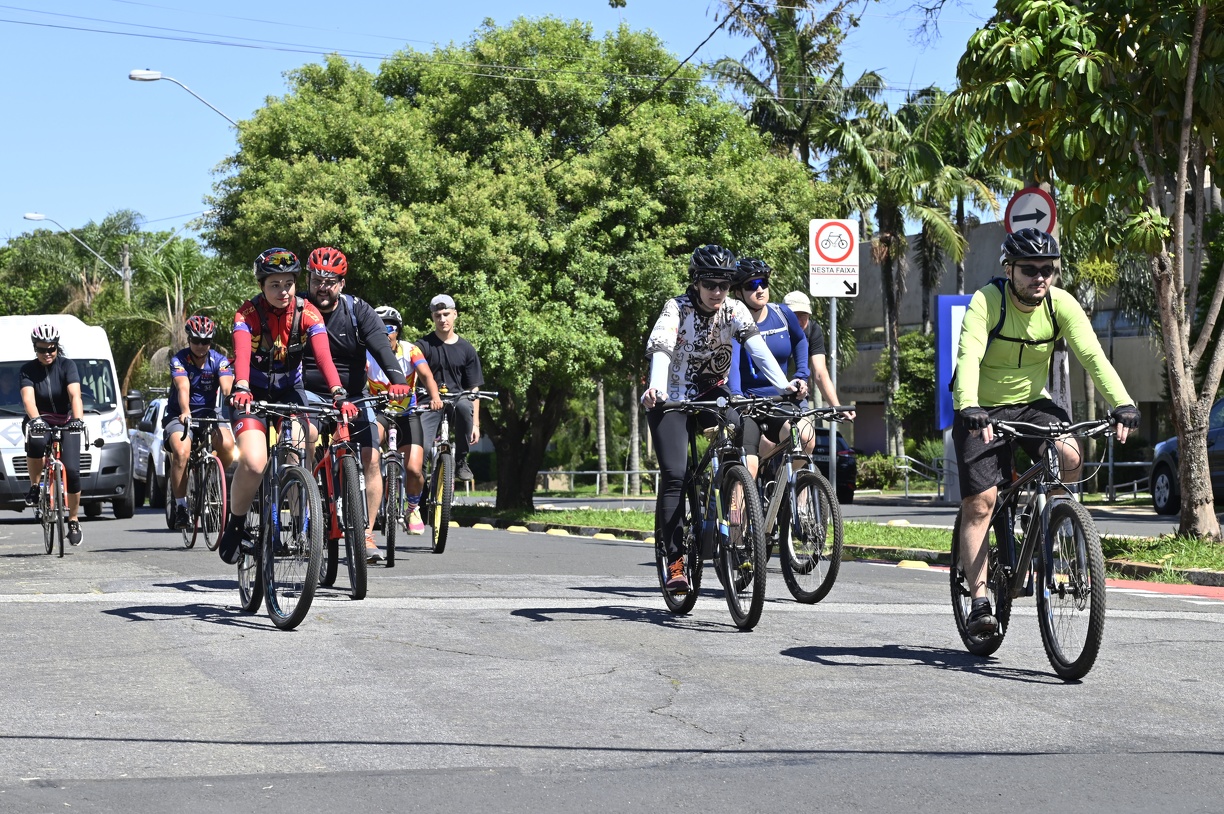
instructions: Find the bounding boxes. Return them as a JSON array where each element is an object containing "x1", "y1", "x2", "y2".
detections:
[
  {"x1": 718, "y1": 463, "x2": 767, "y2": 631},
  {"x1": 181, "y1": 465, "x2": 198, "y2": 549},
  {"x1": 1037, "y1": 499, "x2": 1106, "y2": 680},
  {"x1": 201, "y1": 455, "x2": 227, "y2": 552},
  {"x1": 655, "y1": 483, "x2": 702, "y2": 614},
  {"x1": 950, "y1": 508, "x2": 1013, "y2": 657},
  {"x1": 780, "y1": 469, "x2": 843, "y2": 604},
  {"x1": 263, "y1": 464, "x2": 323, "y2": 630},
  {"x1": 339, "y1": 455, "x2": 367, "y2": 600},
  {"x1": 427, "y1": 452, "x2": 453, "y2": 554},
  {"x1": 39, "y1": 472, "x2": 54, "y2": 555},
  {"x1": 382, "y1": 458, "x2": 401, "y2": 568},
  {"x1": 238, "y1": 491, "x2": 264, "y2": 613}
]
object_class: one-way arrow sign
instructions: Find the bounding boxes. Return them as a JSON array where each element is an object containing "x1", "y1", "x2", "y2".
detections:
[
  {"x1": 1004, "y1": 187, "x2": 1057, "y2": 234},
  {"x1": 1012, "y1": 209, "x2": 1047, "y2": 224}
]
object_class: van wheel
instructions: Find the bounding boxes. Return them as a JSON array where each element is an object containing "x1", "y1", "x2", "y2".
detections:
[
  {"x1": 113, "y1": 466, "x2": 136, "y2": 519},
  {"x1": 84, "y1": 503, "x2": 103, "y2": 518},
  {"x1": 148, "y1": 457, "x2": 166, "y2": 509},
  {"x1": 1151, "y1": 464, "x2": 1180, "y2": 515},
  {"x1": 132, "y1": 468, "x2": 147, "y2": 507}
]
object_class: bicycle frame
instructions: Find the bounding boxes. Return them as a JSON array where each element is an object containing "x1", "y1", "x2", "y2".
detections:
[
  {"x1": 312, "y1": 414, "x2": 364, "y2": 542},
  {"x1": 674, "y1": 400, "x2": 747, "y2": 560}
]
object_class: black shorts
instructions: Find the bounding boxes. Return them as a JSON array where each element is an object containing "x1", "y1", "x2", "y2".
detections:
[
  {"x1": 377, "y1": 412, "x2": 423, "y2": 448},
  {"x1": 953, "y1": 398, "x2": 1071, "y2": 497},
  {"x1": 741, "y1": 413, "x2": 790, "y2": 457}
]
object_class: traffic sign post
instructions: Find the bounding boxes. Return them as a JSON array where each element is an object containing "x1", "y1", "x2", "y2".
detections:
[
  {"x1": 808, "y1": 218, "x2": 859, "y2": 502},
  {"x1": 1004, "y1": 187, "x2": 1057, "y2": 234}
]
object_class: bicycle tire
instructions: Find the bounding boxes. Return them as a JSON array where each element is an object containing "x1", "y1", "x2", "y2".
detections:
[
  {"x1": 53, "y1": 465, "x2": 66, "y2": 558},
  {"x1": 238, "y1": 491, "x2": 264, "y2": 613},
  {"x1": 181, "y1": 465, "x2": 198, "y2": 549},
  {"x1": 163, "y1": 473, "x2": 176, "y2": 530},
  {"x1": 780, "y1": 469, "x2": 843, "y2": 604},
  {"x1": 339, "y1": 455, "x2": 367, "y2": 600},
  {"x1": 656, "y1": 482, "x2": 702, "y2": 614},
  {"x1": 1037, "y1": 499, "x2": 1106, "y2": 680},
  {"x1": 950, "y1": 508, "x2": 1012, "y2": 657},
  {"x1": 263, "y1": 464, "x2": 323, "y2": 630},
  {"x1": 315, "y1": 467, "x2": 339, "y2": 587},
  {"x1": 718, "y1": 463, "x2": 767, "y2": 631},
  {"x1": 383, "y1": 459, "x2": 401, "y2": 568},
  {"x1": 39, "y1": 469, "x2": 54, "y2": 556},
  {"x1": 428, "y1": 452, "x2": 453, "y2": 554},
  {"x1": 201, "y1": 455, "x2": 227, "y2": 552}
]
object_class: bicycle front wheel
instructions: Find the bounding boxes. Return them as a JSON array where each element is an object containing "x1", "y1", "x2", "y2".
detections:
[
  {"x1": 382, "y1": 458, "x2": 401, "y2": 568},
  {"x1": 339, "y1": 455, "x2": 367, "y2": 600},
  {"x1": 718, "y1": 463, "x2": 767, "y2": 631},
  {"x1": 53, "y1": 465, "x2": 66, "y2": 558},
  {"x1": 201, "y1": 455, "x2": 227, "y2": 552},
  {"x1": 950, "y1": 508, "x2": 1013, "y2": 657},
  {"x1": 263, "y1": 464, "x2": 323, "y2": 630},
  {"x1": 428, "y1": 452, "x2": 453, "y2": 554},
  {"x1": 1037, "y1": 499, "x2": 1106, "y2": 680},
  {"x1": 780, "y1": 469, "x2": 843, "y2": 604},
  {"x1": 238, "y1": 491, "x2": 264, "y2": 613},
  {"x1": 182, "y1": 465, "x2": 198, "y2": 549},
  {"x1": 655, "y1": 483, "x2": 702, "y2": 615},
  {"x1": 39, "y1": 472, "x2": 54, "y2": 556}
]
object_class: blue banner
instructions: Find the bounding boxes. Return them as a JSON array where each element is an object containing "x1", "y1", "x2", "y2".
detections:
[{"x1": 936, "y1": 294, "x2": 973, "y2": 430}]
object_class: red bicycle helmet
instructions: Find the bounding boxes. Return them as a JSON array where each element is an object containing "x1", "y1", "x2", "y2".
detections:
[
  {"x1": 307, "y1": 246, "x2": 348, "y2": 278},
  {"x1": 185, "y1": 315, "x2": 216, "y2": 340}
]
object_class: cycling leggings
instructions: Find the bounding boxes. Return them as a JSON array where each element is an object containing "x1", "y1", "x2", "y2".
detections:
[{"x1": 25, "y1": 424, "x2": 82, "y2": 494}]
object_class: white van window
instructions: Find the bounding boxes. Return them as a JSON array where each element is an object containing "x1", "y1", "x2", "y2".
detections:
[
  {"x1": 0, "y1": 358, "x2": 116, "y2": 413},
  {"x1": 0, "y1": 361, "x2": 22, "y2": 412}
]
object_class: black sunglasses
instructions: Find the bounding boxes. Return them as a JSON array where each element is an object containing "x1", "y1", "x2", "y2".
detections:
[
  {"x1": 34, "y1": 344, "x2": 58, "y2": 354},
  {"x1": 698, "y1": 279, "x2": 732, "y2": 292},
  {"x1": 1015, "y1": 263, "x2": 1057, "y2": 279}
]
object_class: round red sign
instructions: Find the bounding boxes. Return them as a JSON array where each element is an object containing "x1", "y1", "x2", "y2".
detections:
[{"x1": 814, "y1": 221, "x2": 855, "y2": 264}]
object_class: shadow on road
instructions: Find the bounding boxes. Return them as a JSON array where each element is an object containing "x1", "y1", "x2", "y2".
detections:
[
  {"x1": 101, "y1": 602, "x2": 270, "y2": 630},
  {"x1": 782, "y1": 644, "x2": 1061, "y2": 683},
  {"x1": 512, "y1": 602, "x2": 735, "y2": 632},
  {"x1": 153, "y1": 578, "x2": 236, "y2": 593}
]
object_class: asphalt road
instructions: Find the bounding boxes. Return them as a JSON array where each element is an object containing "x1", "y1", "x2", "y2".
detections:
[{"x1": 2, "y1": 506, "x2": 1223, "y2": 813}]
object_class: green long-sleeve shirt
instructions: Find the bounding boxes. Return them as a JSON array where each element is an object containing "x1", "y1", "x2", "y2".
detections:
[{"x1": 953, "y1": 282, "x2": 1132, "y2": 410}]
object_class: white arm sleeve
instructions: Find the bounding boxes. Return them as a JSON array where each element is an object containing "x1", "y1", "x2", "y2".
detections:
[
  {"x1": 647, "y1": 352, "x2": 670, "y2": 396},
  {"x1": 743, "y1": 334, "x2": 790, "y2": 392}
]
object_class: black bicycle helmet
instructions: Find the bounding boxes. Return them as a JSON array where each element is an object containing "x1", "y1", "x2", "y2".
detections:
[
  {"x1": 1000, "y1": 228, "x2": 1060, "y2": 266},
  {"x1": 688, "y1": 244, "x2": 737, "y2": 283},
  {"x1": 253, "y1": 247, "x2": 301, "y2": 282},
  {"x1": 734, "y1": 257, "x2": 772, "y2": 287}
]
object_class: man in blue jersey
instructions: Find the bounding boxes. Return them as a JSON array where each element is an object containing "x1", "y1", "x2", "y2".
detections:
[{"x1": 165, "y1": 316, "x2": 236, "y2": 530}]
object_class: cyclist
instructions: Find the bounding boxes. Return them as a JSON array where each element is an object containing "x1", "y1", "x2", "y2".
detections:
[
  {"x1": 781, "y1": 290, "x2": 854, "y2": 419},
  {"x1": 727, "y1": 257, "x2": 810, "y2": 479},
  {"x1": 418, "y1": 294, "x2": 484, "y2": 483},
  {"x1": 366, "y1": 305, "x2": 443, "y2": 535},
  {"x1": 217, "y1": 248, "x2": 355, "y2": 565},
  {"x1": 20, "y1": 324, "x2": 86, "y2": 545},
  {"x1": 301, "y1": 247, "x2": 413, "y2": 563},
  {"x1": 953, "y1": 228, "x2": 1140, "y2": 635},
  {"x1": 642, "y1": 245, "x2": 797, "y2": 591},
  {"x1": 165, "y1": 315, "x2": 237, "y2": 530}
]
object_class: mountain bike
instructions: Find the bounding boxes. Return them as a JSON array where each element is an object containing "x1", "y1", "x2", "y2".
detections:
[
  {"x1": 742, "y1": 399, "x2": 852, "y2": 603},
  {"x1": 950, "y1": 416, "x2": 1115, "y2": 680},
  {"x1": 416, "y1": 389, "x2": 498, "y2": 555},
  {"x1": 175, "y1": 417, "x2": 228, "y2": 551},
  {"x1": 233, "y1": 401, "x2": 324, "y2": 631},
  {"x1": 653, "y1": 396, "x2": 768, "y2": 631},
  {"x1": 29, "y1": 424, "x2": 97, "y2": 557},
  {"x1": 313, "y1": 401, "x2": 371, "y2": 600}
]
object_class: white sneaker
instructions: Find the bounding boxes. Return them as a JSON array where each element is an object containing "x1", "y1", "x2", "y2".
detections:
[{"x1": 406, "y1": 508, "x2": 425, "y2": 535}]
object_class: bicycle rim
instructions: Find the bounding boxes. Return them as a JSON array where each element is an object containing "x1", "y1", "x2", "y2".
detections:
[
  {"x1": 263, "y1": 464, "x2": 323, "y2": 630},
  {"x1": 1037, "y1": 499, "x2": 1106, "y2": 680},
  {"x1": 181, "y1": 466, "x2": 198, "y2": 548},
  {"x1": 383, "y1": 462, "x2": 400, "y2": 568},
  {"x1": 201, "y1": 455, "x2": 227, "y2": 552},
  {"x1": 780, "y1": 470, "x2": 843, "y2": 604},
  {"x1": 54, "y1": 468, "x2": 66, "y2": 558},
  {"x1": 237, "y1": 492, "x2": 264, "y2": 612},
  {"x1": 40, "y1": 473, "x2": 53, "y2": 555},
  {"x1": 719, "y1": 464, "x2": 767, "y2": 631},
  {"x1": 340, "y1": 455, "x2": 367, "y2": 600},
  {"x1": 949, "y1": 509, "x2": 1012, "y2": 657},
  {"x1": 430, "y1": 452, "x2": 452, "y2": 554},
  {"x1": 657, "y1": 485, "x2": 702, "y2": 614}
]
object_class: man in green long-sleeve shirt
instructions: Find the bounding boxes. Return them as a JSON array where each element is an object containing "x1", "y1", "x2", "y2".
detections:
[{"x1": 952, "y1": 228, "x2": 1141, "y2": 636}]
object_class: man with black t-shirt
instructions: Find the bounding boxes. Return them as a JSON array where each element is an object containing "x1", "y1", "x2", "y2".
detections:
[
  {"x1": 418, "y1": 294, "x2": 484, "y2": 481},
  {"x1": 302, "y1": 247, "x2": 412, "y2": 562}
]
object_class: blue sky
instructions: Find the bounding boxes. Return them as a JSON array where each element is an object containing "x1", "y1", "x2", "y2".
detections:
[{"x1": 1, "y1": 0, "x2": 992, "y2": 247}]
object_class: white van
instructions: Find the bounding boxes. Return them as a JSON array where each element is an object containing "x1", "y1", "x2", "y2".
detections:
[{"x1": 0, "y1": 315, "x2": 138, "y2": 518}]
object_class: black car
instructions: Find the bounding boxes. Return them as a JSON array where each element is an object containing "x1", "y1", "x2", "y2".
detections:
[
  {"x1": 811, "y1": 427, "x2": 857, "y2": 504},
  {"x1": 1149, "y1": 397, "x2": 1224, "y2": 514}
]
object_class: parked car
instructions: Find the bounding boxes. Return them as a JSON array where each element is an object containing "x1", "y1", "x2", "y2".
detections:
[
  {"x1": 811, "y1": 427, "x2": 857, "y2": 504},
  {"x1": 129, "y1": 395, "x2": 169, "y2": 510},
  {"x1": 1149, "y1": 397, "x2": 1224, "y2": 514}
]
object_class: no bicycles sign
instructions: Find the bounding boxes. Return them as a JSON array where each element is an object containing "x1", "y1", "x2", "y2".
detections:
[{"x1": 808, "y1": 219, "x2": 860, "y2": 298}]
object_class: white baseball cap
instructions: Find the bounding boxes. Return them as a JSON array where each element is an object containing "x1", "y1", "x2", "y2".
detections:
[{"x1": 783, "y1": 291, "x2": 811, "y2": 314}]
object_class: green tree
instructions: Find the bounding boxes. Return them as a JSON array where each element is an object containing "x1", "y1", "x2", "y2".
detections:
[
  {"x1": 954, "y1": 0, "x2": 1224, "y2": 538},
  {"x1": 873, "y1": 330, "x2": 936, "y2": 443},
  {"x1": 207, "y1": 18, "x2": 838, "y2": 509}
]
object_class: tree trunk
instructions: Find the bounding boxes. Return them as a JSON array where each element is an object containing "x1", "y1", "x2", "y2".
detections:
[
  {"x1": 881, "y1": 253, "x2": 904, "y2": 457},
  {"x1": 489, "y1": 386, "x2": 570, "y2": 511},
  {"x1": 629, "y1": 380, "x2": 641, "y2": 496},
  {"x1": 955, "y1": 196, "x2": 967, "y2": 294},
  {"x1": 596, "y1": 379, "x2": 607, "y2": 495}
]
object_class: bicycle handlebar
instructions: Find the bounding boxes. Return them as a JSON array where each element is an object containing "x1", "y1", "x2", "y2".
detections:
[{"x1": 992, "y1": 417, "x2": 1115, "y2": 439}]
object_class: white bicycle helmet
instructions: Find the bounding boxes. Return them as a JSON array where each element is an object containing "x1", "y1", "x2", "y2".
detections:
[
  {"x1": 31, "y1": 324, "x2": 59, "y2": 345},
  {"x1": 375, "y1": 305, "x2": 403, "y2": 330}
]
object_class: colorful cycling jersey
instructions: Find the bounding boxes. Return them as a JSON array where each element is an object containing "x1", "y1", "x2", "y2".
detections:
[
  {"x1": 645, "y1": 292, "x2": 760, "y2": 401},
  {"x1": 233, "y1": 296, "x2": 328, "y2": 393},
  {"x1": 168, "y1": 348, "x2": 233, "y2": 418},
  {"x1": 954, "y1": 284, "x2": 1132, "y2": 409},
  {"x1": 729, "y1": 303, "x2": 809, "y2": 397},
  {"x1": 367, "y1": 340, "x2": 427, "y2": 415}
]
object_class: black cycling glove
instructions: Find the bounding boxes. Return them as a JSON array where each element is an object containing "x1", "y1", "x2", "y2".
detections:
[
  {"x1": 1111, "y1": 404, "x2": 1141, "y2": 430},
  {"x1": 28, "y1": 418, "x2": 48, "y2": 434},
  {"x1": 959, "y1": 407, "x2": 991, "y2": 431},
  {"x1": 66, "y1": 418, "x2": 86, "y2": 432}
]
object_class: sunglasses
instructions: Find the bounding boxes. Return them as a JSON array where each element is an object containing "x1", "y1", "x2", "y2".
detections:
[
  {"x1": 384, "y1": 324, "x2": 397, "y2": 334},
  {"x1": 189, "y1": 338, "x2": 212, "y2": 345},
  {"x1": 740, "y1": 278, "x2": 769, "y2": 292},
  {"x1": 34, "y1": 345, "x2": 58, "y2": 354},
  {"x1": 698, "y1": 279, "x2": 732, "y2": 293},
  {"x1": 1015, "y1": 263, "x2": 1057, "y2": 279},
  {"x1": 310, "y1": 273, "x2": 342, "y2": 288}
]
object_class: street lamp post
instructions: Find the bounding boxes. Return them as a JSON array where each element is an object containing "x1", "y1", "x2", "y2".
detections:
[
  {"x1": 128, "y1": 69, "x2": 237, "y2": 126},
  {"x1": 23, "y1": 213, "x2": 131, "y2": 304}
]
